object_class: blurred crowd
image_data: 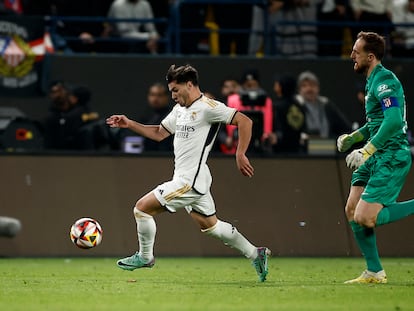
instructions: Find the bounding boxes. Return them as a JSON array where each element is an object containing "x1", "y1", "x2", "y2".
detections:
[
  {"x1": 0, "y1": 0, "x2": 413, "y2": 57},
  {"x1": 0, "y1": 0, "x2": 412, "y2": 154},
  {"x1": 0, "y1": 68, "x2": 364, "y2": 155}
]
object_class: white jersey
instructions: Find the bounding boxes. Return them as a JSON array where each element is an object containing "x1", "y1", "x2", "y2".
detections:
[{"x1": 161, "y1": 95, "x2": 237, "y2": 194}]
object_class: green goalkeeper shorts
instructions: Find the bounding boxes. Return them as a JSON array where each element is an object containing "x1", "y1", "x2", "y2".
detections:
[{"x1": 351, "y1": 148, "x2": 412, "y2": 205}]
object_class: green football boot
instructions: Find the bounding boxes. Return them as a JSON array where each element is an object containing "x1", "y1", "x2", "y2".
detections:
[
  {"x1": 117, "y1": 252, "x2": 155, "y2": 271},
  {"x1": 251, "y1": 247, "x2": 271, "y2": 282}
]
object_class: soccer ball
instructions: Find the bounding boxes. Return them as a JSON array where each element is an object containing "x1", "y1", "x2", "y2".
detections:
[{"x1": 70, "y1": 217, "x2": 103, "y2": 249}]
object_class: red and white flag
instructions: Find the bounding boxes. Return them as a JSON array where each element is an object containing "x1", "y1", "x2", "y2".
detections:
[
  {"x1": 4, "y1": 0, "x2": 23, "y2": 14},
  {"x1": 29, "y1": 32, "x2": 55, "y2": 60}
]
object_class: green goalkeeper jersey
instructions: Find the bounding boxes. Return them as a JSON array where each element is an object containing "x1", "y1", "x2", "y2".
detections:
[{"x1": 361, "y1": 64, "x2": 409, "y2": 151}]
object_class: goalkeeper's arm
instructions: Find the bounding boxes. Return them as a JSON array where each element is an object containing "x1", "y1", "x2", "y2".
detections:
[{"x1": 337, "y1": 124, "x2": 369, "y2": 152}]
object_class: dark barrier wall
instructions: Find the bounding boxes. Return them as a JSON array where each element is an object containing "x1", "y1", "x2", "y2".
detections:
[
  {"x1": 1, "y1": 155, "x2": 414, "y2": 257},
  {"x1": 1, "y1": 55, "x2": 413, "y2": 127}
]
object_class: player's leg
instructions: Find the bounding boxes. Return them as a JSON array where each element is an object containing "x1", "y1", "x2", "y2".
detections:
[
  {"x1": 346, "y1": 186, "x2": 382, "y2": 275},
  {"x1": 134, "y1": 192, "x2": 165, "y2": 261},
  {"x1": 375, "y1": 151, "x2": 413, "y2": 226},
  {"x1": 377, "y1": 199, "x2": 414, "y2": 225},
  {"x1": 189, "y1": 192, "x2": 270, "y2": 282},
  {"x1": 353, "y1": 200, "x2": 383, "y2": 228},
  {"x1": 117, "y1": 191, "x2": 165, "y2": 271},
  {"x1": 190, "y1": 212, "x2": 258, "y2": 259},
  {"x1": 345, "y1": 185, "x2": 386, "y2": 283},
  {"x1": 118, "y1": 179, "x2": 197, "y2": 270},
  {"x1": 345, "y1": 150, "x2": 411, "y2": 283},
  {"x1": 353, "y1": 149, "x2": 413, "y2": 227}
]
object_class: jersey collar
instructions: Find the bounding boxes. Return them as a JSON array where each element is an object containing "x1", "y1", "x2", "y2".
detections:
[
  {"x1": 187, "y1": 94, "x2": 203, "y2": 108},
  {"x1": 367, "y1": 63, "x2": 383, "y2": 83}
]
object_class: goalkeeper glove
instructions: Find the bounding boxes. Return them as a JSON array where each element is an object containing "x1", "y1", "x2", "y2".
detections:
[
  {"x1": 345, "y1": 142, "x2": 377, "y2": 170},
  {"x1": 337, "y1": 131, "x2": 364, "y2": 152}
]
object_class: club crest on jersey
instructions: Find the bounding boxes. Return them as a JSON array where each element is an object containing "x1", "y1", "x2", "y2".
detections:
[
  {"x1": 190, "y1": 112, "x2": 197, "y2": 121},
  {"x1": 380, "y1": 97, "x2": 399, "y2": 110}
]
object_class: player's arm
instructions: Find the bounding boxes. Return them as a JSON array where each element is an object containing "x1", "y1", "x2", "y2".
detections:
[
  {"x1": 346, "y1": 96, "x2": 403, "y2": 170},
  {"x1": 106, "y1": 114, "x2": 170, "y2": 142},
  {"x1": 370, "y1": 106, "x2": 403, "y2": 149},
  {"x1": 231, "y1": 112, "x2": 254, "y2": 177},
  {"x1": 337, "y1": 124, "x2": 369, "y2": 152}
]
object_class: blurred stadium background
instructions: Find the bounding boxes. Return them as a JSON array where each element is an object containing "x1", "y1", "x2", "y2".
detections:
[{"x1": 1, "y1": 0, "x2": 414, "y2": 258}]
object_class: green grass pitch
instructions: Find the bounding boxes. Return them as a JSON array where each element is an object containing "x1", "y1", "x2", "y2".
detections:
[{"x1": 1, "y1": 257, "x2": 414, "y2": 311}]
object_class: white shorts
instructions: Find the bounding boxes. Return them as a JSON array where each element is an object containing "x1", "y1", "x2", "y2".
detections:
[{"x1": 153, "y1": 178, "x2": 216, "y2": 216}]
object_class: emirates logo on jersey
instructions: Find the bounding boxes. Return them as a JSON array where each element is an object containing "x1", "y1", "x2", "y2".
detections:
[{"x1": 175, "y1": 124, "x2": 195, "y2": 139}]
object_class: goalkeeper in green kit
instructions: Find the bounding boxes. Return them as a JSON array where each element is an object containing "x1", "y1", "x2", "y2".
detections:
[{"x1": 337, "y1": 31, "x2": 414, "y2": 284}]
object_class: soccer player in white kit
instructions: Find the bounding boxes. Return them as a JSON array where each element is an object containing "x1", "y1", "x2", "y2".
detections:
[{"x1": 106, "y1": 64, "x2": 270, "y2": 282}]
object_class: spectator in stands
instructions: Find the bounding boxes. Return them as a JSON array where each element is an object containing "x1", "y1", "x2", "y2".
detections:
[
  {"x1": 295, "y1": 71, "x2": 351, "y2": 140},
  {"x1": 220, "y1": 77, "x2": 240, "y2": 102},
  {"x1": 42, "y1": 0, "x2": 114, "y2": 53},
  {"x1": 143, "y1": 82, "x2": 173, "y2": 152},
  {"x1": 147, "y1": 0, "x2": 170, "y2": 51},
  {"x1": 350, "y1": 0, "x2": 394, "y2": 37},
  {"x1": 248, "y1": 0, "x2": 286, "y2": 56},
  {"x1": 108, "y1": 0, "x2": 159, "y2": 54},
  {"x1": 215, "y1": 78, "x2": 240, "y2": 154},
  {"x1": 392, "y1": 0, "x2": 414, "y2": 58},
  {"x1": 272, "y1": 74, "x2": 306, "y2": 153},
  {"x1": 317, "y1": 0, "x2": 351, "y2": 57},
  {"x1": 300, "y1": 0, "x2": 318, "y2": 57},
  {"x1": 226, "y1": 69, "x2": 276, "y2": 153},
  {"x1": 249, "y1": 0, "x2": 317, "y2": 57},
  {"x1": 44, "y1": 81, "x2": 100, "y2": 150}
]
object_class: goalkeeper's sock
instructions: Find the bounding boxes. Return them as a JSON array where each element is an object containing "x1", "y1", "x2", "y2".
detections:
[
  {"x1": 349, "y1": 221, "x2": 383, "y2": 273},
  {"x1": 134, "y1": 208, "x2": 156, "y2": 262},
  {"x1": 376, "y1": 199, "x2": 414, "y2": 226},
  {"x1": 203, "y1": 220, "x2": 257, "y2": 260}
]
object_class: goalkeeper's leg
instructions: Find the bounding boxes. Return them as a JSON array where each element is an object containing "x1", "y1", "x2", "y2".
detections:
[{"x1": 345, "y1": 186, "x2": 384, "y2": 281}]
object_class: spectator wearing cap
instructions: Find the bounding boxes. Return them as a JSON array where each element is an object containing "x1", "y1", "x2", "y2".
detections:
[
  {"x1": 225, "y1": 70, "x2": 276, "y2": 154},
  {"x1": 295, "y1": 71, "x2": 351, "y2": 140}
]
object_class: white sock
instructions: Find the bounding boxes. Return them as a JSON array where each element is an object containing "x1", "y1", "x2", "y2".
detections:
[
  {"x1": 134, "y1": 207, "x2": 156, "y2": 262},
  {"x1": 203, "y1": 220, "x2": 257, "y2": 260}
]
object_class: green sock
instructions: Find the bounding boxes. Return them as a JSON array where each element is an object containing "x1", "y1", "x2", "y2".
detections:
[
  {"x1": 376, "y1": 199, "x2": 414, "y2": 226},
  {"x1": 349, "y1": 221, "x2": 383, "y2": 273}
]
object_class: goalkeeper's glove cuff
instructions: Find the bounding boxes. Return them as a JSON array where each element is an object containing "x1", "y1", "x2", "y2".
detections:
[{"x1": 363, "y1": 142, "x2": 377, "y2": 156}]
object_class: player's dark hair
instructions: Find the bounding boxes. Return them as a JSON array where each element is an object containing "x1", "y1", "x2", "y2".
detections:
[
  {"x1": 357, "y1": 31, "x2": 385, "y2": 60},
  {"x1": 166, "y1": 64, "x2": 199, "y2": 86}
]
